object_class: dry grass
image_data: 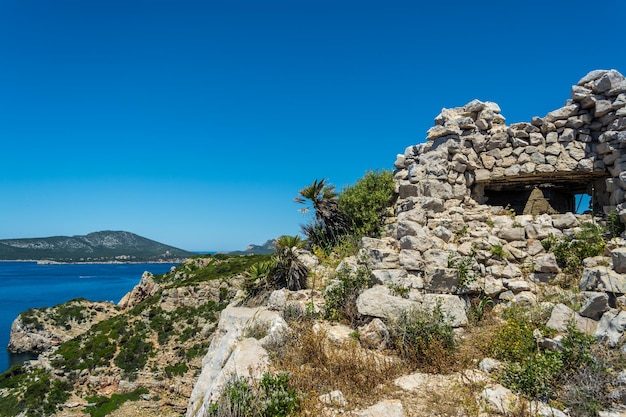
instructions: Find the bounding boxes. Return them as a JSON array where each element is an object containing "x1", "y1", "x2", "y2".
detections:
[{"x1": 269, "y1": 320, "x2": 403, "y2": 413}]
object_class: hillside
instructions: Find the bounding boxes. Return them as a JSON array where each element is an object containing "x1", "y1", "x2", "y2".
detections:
[
  {"x1": 0, "y1": 231, "x2": 194, "y2": 262},
  {"x1": 223, "y1": 239, "x2": 276, "y2": 255},
  {"x1": 1, "y1": 70, "x2": 626, "y2": 417}
]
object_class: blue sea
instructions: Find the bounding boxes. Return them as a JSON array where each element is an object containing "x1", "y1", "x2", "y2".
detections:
[{"x1": 0, "y1": 261, "x2": 179, "y2": 374}]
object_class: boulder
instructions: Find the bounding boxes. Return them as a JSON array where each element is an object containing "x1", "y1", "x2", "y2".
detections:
[
  {"x1": 546, "y1": 303, "x2": 597, "y2": 335},
  {"x1": 579, "y1": 291, "x2": 610, "y2": 320},
  {"x1": 612, "y1": 248, "x2": 626, "y2": 273},
  {"x1": 595, "y1": 309, "x2": 626, "y2": 347},
  {"x1": 580, "y1": 266, "x2": 626, "y2": 293},
  {"x1": 186, "y1": 306, "x2": 285, "y2": 417},
  {"x1": 356, "y1": 285, "x2": 418, "y2": 320},
  {"x1": 534, "y1": 253, "x2": 560, "y2": 273},
  {"x1": 480, "y1": 384, "x2": 519, "y2": 415},
  {"x1": 422, "y1": 294, "x2": 468, "y2": 327},
  {"x1": 358, "y1": 318, "x2": 390, "y2": 350}
]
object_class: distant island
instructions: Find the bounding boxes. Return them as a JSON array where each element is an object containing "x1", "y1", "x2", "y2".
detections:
[
  {"x1": 223, "y1": 239, "x2": 276, "y2": 255},
  {"x1": 0, "y1": 231, "x2": 195, "y2": 263}
]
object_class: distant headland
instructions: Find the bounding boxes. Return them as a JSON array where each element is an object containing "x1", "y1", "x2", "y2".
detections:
[{"x1": 0, "y1": 231, "x2": 194, "y2": 263}]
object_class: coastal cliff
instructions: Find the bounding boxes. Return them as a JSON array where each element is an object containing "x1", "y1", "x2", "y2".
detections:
[{"x1": 2, "y1": 70, "x2": 626, "y2": 416}]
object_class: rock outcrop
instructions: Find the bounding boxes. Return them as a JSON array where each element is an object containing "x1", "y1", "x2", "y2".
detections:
[
  {"x1": 186, "y1": 304, "x2": 288, "y2": 417},
  {"x1": 184, "y1": 70, "x2": 626, "y2": 417},
  {"x1": 8, "y1": 299, "x2": 119, "y2": 354}
]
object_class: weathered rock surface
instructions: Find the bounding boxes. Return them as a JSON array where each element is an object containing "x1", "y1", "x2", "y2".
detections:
[
  {"x1": 8, "y1": 298, "x2": 119, "y2": 354},
  {"x1": 186, "y1": 305, "x2": 287, "y2": 417}
]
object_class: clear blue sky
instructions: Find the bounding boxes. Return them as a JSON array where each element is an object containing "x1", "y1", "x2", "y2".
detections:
[{"x1": 1, "y1": 0, "x2": 625, "y2": 251}]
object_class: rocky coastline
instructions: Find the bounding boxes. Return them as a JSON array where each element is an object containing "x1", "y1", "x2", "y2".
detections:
[{"x1": 3, "y1": 69, "x2": 626, "y2": 417}]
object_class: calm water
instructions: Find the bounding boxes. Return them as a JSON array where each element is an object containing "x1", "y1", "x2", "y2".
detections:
[{"x1": 0, "y1": 261, "x2": 178, "y2": 374}]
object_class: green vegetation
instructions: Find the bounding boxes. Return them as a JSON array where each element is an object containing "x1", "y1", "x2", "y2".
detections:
[
  {"x1": 164, "y1": 362, "x2": 189, "y2": 377},
  {"x1": 296, "y1": 178, "x2": 351, "y2": 251},
  {"x1": 387, "y1": 282, "x2": 409, "y2": 298},
  {"x1": 337, "y1": 169, "x2": 395, "y2": 238},
  {"x1": 0, "y1": 366, "x2": 70, "y2": 417},
  {"x1": 542, "y1": 222, "x2": 607, "y2": 278},
  {"x1": 84, "y1": 387, "x2": 149, "y2": 417},
  {"x1": 488, "y1": 305, "x2": 620, "y2": 416},
  {"x1": 244, "y1": 236, "x2": 310, "y2": 295},
  {"x1": 207, "y1": 372, "x2": 301, "y2": 417},
  {"x1": 163, "y1": 253, "x2": 271, "y2": 286},
  {"x1": 323, "y1": 264, "x2": 371, "y2": 324},
  {"x1": 388, "y1": 302, "x2": 456, "y2": 372},
  {"x1": 272, "y1": 235, "x2": 309, "y2": 291},
  {"x1": 48, "y1": 298, "x2": 89, "y2": 329},
  {"x1": 489, "y1": 243, "x2": 508, "y2": 260},
  {"x1": 296, "y1": 171, "x2": 395, "y2": 254},
  {"x1": 447, "y1": 252, "x2": 477, "y2": 289},
  {"x1": 19, "y1": 308, "x2": 44, "y2": 330}
]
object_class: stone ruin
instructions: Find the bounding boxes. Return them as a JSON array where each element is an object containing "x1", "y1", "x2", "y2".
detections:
[
  {"x1": 356, "y1": 69, "x2": 626, "y2": 347},
  {"x1": 395, "y1": 69, "x2": 626, "y2": 216},
  {"x1": 188, "y1": 71, "x2": 626, "y2": 417}
]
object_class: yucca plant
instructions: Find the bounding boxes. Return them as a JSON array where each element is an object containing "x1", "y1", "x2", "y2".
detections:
[
  {"x1": 295, "y1": 179, "x2": 350, "y2": 248},
  {"x1": 272, "y1": 235, "x2": 309, "y2": 291}
]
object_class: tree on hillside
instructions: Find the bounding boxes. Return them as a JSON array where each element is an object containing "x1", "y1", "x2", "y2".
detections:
[{"x1": 295, "y1": 179, "x2": 350, "y2": 249}]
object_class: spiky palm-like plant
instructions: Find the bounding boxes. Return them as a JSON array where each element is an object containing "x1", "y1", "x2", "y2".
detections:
[
  {"x1": 272, "y1": 235, "x2": 309, "y2": 291},
  {"x1": 244, "y1": 259, "x2": 276, "y2": 294},
  {"x1": 295, "y1": 179, "x2": 350, "y2": 247}
]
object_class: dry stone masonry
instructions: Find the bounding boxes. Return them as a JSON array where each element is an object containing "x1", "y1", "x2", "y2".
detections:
[
  {"x1": 357, "y1": 70, "x2": 626, "y2": 347},
  {"x1": 395, "y1": 69, "x2": 626, "y2": 215},
  {"x1": 187, "y1": 71, "x2": 626, "y2": 417}
]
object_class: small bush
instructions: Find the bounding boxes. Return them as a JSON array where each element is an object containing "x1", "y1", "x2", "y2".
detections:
[
  {"x1": 207, "y1": 372, "x2": 300, "y2": 417},
  {"x1": 500, "y1": 350, "x2": 563, "y2": 401},
  {"x1": 323, "y1": 264, "x2": 371, "y2": 325},
  {"x1": 337, "y1": 169, "x2": 395, "y2": 238},
  {"x1": 542, "y1": 222, "x2": 607, "y2": 275},
  {"x1": 489, "y1": 307, "x2": 538, "y2": 363},
  {"x1": 85, "y1": 387, "x2": 149, "y2": 417},
  {"x1": 447, "y1": 252, "x2": 477, "y2": 289},
  {"x1": 388, "y1": 302, "x2": 456, "y2": 372}
]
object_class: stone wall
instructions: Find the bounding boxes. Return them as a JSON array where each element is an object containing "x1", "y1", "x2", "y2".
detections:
[
  {"x1": 394, "y1": 69, "x2": 626, "y2": 215},
  {"x1": 355, "y1": 70, "x2": 626, "y2": 347}
]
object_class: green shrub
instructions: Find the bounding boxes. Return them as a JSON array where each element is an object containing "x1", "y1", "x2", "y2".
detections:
[
  {"x1": 114, "y1": 333, "x2": 153, "y2": 378},
  {"x1": 388, "y1": 301, "x2": 456, "y2": 371},
  {"x1": 490, "y1": 307, "x2": 613, "y2": 414},
  {"x1": 258, "y1": 372, "x2": 300, "y2": 417},
  {"x1": 164, "y1": 363, "x2": 189, "y2": 377},
  {"x1": 605, "y1": 209, "x2": 625, "y2": 238},
  {"x1": 19, "y1": 309, "x2": 44, "y2": 330},
  {"x1": 500, "y1": 350, "x2": 563, "y2": 400},
  {"x1": 542, "y1": 222, "x2": 607, "y2": 275},
  {"x1": 490, "y1": 307, "x2": 538, "y2": 363},
  {"x1": 338, "y1": 169, "x2": 395, "y2": 238},
  {"x1": 0, "y1": 366, "x2": 70, "y2": 417},
  {"x1": 387, "y1": 282, "x2": 409, "y2": 298},
  {"x1": 323, "y1": 264, "x2": 371, "y2": 324},
  {"x1": 207, "y1": 372, "x2": 300, "y2": 417},
  {"x1": 447, "y1": 252, "x2": 477, "y2": 289},
  {"x1": 85, "y1": 387, "x2": 149, "y2": 417}
]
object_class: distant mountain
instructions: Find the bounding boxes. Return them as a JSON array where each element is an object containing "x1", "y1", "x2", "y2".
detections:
[
  {"x1": 224, "y1": 239, "x2": 276, "y2": 255},
  {"x1": 0, "y1": 231, "x2": 195, "y2": 262}
]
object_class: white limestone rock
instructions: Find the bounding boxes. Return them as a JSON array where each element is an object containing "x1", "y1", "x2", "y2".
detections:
[
  {"x1": 595, "y1": 309, "x2": 626, "y2": 347},
  {"x1": 356, "y1": 285, "x2": 418, "y2": 320},
  {"x1": 579, "y1": 291, "x2": 610, "y2": 320},
  {"x1": 354, "y1": 400, "x2": 404, "y2": 417}
]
